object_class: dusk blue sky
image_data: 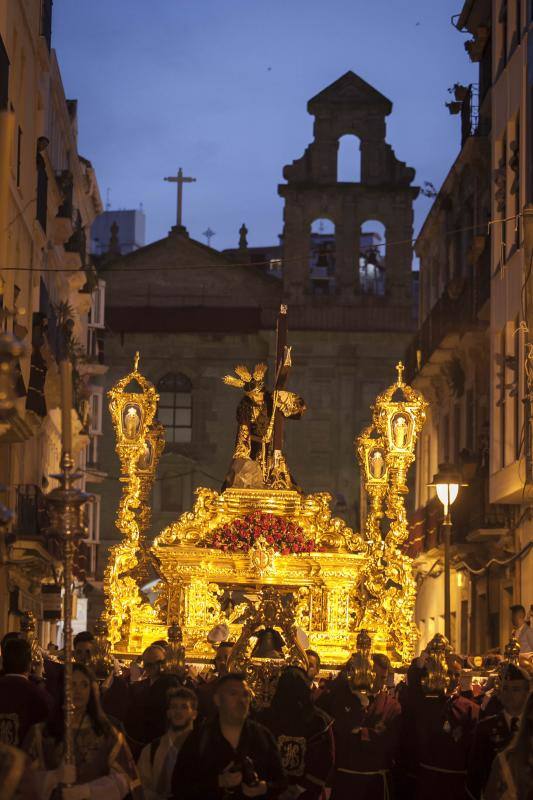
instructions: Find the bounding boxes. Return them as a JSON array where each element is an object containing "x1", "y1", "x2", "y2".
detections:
[{"x1": 53, "y1": 0, "x2": 476, "y2": 252}]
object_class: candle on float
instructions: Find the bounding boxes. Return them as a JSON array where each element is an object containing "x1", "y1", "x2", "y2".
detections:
[{"x1": 60, "y1": 359, "x2": 73, "y2": 455}]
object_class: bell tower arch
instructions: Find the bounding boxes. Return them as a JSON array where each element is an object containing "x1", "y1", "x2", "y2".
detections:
[{"x1": 278, "y1": 71, "x2": 419, "y2": 304}]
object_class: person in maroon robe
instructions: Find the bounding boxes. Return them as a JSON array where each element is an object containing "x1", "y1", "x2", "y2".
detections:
[
  {"x1": 259, "y1": 666, "x2": 334, "y2": 799},
  {"x1": 402, "y1": 656, "x2": 479, "y2": 800},
  {"x1": 318, "y1": 653, "x2": 401, "y2": 800}
]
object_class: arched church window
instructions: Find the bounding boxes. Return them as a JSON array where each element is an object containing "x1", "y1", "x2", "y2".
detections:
[
  {"x1": 359, "y1": 220, "x2": 386, "y2": 295},
  {"x1": 157, "y1": 373, "x2": 192, "y2": 444},
  {"x1": 338, "y1": 134, "x2": 361, "y2": 182},
  {"x1": 310, "y1": 219, "x2": 336, "y2": 295}
]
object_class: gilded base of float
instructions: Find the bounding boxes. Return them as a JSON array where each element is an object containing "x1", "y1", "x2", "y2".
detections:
[{"x1": 105, "y1": 487, "x2": 417, "y2": 667}]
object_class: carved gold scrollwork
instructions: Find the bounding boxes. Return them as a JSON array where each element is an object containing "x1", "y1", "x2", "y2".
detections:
[{"x1": 104, "y1": 354, "x2": 165, "y2": 645}]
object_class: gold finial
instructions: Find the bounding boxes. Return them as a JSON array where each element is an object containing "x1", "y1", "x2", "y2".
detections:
[
  {"x1": 134, "y1": 351, "x2": 140, "y2": 372},
  {"x1": 280, "y1": 304, "x2": 288, "y2": 315},
  {"x1": 396, "y1": 361, "x2": 405, "y2": 385}
]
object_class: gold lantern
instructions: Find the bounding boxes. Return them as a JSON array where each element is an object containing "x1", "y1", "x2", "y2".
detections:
[
  {"x1": 104, "y1": 353, "x2": 164, "y2": 646},
  {"x1": 372, "y1": 362, "x2": 428, "y2": 494},
  {"x1": 356, "y1": 425, "x2": 389, "y2": 545},
  {"x1": 108, "y1": 352, "x2": 159, "y2": 473}
]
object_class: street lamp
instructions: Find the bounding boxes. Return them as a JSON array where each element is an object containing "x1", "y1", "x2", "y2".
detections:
[{"x1": 428, "y1": 463, "x2": 467, "y2": 642}]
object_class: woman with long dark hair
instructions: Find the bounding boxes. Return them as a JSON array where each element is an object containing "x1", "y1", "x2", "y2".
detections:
[
  {"x1": 24, "y1": 662, "x2": 142, "y2": 800},
  {"x1": 484, "y1": 689, "x2": 533, "y2": 800}
]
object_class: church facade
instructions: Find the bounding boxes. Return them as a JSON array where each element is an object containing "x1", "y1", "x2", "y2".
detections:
[{"x1": 94, "y1": 72, "x2": 419, "y2": 599}]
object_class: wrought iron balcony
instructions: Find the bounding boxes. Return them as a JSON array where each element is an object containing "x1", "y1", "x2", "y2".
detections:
[
  {"x1": 405, "y1": 256, "x2": 490, "y2": 380},
  {"x1": 14, "y1": 484, "x2": 49, "y2": 538}
]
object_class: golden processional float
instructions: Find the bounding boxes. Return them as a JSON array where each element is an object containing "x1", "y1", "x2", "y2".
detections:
[{"x1": 103, "y1": 310, "x2": 427, "y2": 682}]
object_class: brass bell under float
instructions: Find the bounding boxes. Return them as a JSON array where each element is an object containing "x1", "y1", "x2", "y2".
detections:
[{"x1": 250, "y1": 627, "x2": 285, "y2": 660}]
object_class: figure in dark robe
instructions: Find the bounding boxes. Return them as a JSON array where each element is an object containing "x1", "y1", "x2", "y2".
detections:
[{"x1": 222, "y1": 363, "x2": 306, "y2": 490}]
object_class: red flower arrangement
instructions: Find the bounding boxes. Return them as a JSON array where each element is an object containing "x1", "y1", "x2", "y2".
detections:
[{"x1": 207, "y1": 511, "x2": 317, "y2": 555}]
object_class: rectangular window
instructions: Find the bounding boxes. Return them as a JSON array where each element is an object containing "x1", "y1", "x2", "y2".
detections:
[
  {"x1": 460, "y1": 599, "x2": 469, "y2": 654},
  {"x1": 514, "y1": 315, "x2": 521, "y2": 460},
  {"x1": 511, "y1": 0, "x2": 521, "y2": 48},
  {"x1": 40, "y1": 0, "x2": 53, "y2": 52},
  {"x1": 89, "y1": 391, "x2": 103, "y2": 435},
  {"x1": 499, "y1": 0, "x2": 508, "y2": 70},
  {"x1": 157, "y1": 374, "x2": 192, "y2": 444},
  {"x1": 87, "y1": 435, "x2": 98, "y2": 467},
  {"x1": 466, "y1": 388, "x2": 475, "y2": 452},
  {"x1": 36, "y1": 153, "x2": 47, "y2": 231},
  {"x1": 441, "y1": 414, "x2": 450, "y2": 462},
  {"x1": 88, "y1": 280, "x2": 105, "y2": 328},
  {"x1": 511, "y1": 115, "x2": 520, "y2": 250},
  {"x1": 500, "y1": 328, "x2": 506, "y2": 468},
  {"x1": 0, "y1": 36, "x2": 9, "y2": 111},
  {"x1": 478, "y1": 593, "x2": 487, "y2": 653},
  {"x1": 16, "y1": 127, "x2": 22, "y2": 187},
  {"x1": 453, "y1": 402, "x2": 461, "y2": 462},
  {"x1": 489, "y1": 612, "x2": 500, "y2": 649}
]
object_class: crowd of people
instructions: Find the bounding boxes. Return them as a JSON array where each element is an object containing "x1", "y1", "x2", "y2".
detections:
[{"x1": 0, "y1": 607, "x2": 532, "y2": 800}]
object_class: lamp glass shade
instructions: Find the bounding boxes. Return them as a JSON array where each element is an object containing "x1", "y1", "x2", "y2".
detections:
[{"x1": 435, "y1": 482, "x2": 459, "y2": 510}]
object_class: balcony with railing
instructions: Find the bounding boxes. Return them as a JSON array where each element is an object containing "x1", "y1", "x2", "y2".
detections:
[
  {"x1": 11, "y1": 484, "x2": 62, "y2": 561},
  {"x1": 407, "y1": 471, "x2": 513, "y2": 559},
  {"x1": 405, "y1": 251, "x2": 490, "y2": 381}
]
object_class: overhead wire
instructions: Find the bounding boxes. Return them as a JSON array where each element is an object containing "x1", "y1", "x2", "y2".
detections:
[{"x1": 0, "y1": 215, "x2": 521, "y2": 275}]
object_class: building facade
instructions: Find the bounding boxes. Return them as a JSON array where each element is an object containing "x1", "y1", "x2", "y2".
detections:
[
  {"x1": 91, "y1": 208, "x2": 146, "y2": 256},
  {"x1": 94, "y1": 72, "x2": 419, "y2": 607},
  {"x1": 0, "y1": 0, "x2": 105, "y2": 643},
  {"x1": 409, "y1": 0, "x2": 533, "y2": 655}
]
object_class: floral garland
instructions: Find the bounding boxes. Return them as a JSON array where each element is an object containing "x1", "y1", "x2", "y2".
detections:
[{"x1": 207, "y1": 511, "x2": 317, "y2": 554}]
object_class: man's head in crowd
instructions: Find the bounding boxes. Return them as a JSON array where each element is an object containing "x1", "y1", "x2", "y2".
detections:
[
  {"x1": 511, "y1": 604, "x2": 527, "y2": 629},
  {"x1": 372, "y1": 653, "x2": 391, "y2": 692},
  {"x1": 143, "y1": 645, "x2": 166, "y2": 683},
  {"x1": 74, "y1": 631, "x2": 95, "y2": 666},
  {"x1": 500, "y1": 664, "x2": 530, "y2": 717},
  {"x1": 2, "y1": 638, "x2": 32, "y2": 676},
  {"x1": 151, "y1": 639, "x2": 168, "y2": 652},
  {"x1": 306, "y1": 649, "x2": 321, "y2": 682},
  {"x1": 166, "y1": 687, "x2": 198, "y2": 732},
  {"x1": 214, "y1": 673, "x2": 250, "y2": 725},
  {"x1": 214, "y1": 642, "x2": 234, "y2": 677}
]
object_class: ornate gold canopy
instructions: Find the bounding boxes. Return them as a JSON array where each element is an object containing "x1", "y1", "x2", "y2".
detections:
[{"x1": 104, "y1": 357, "x2": 427, "y2": 668}]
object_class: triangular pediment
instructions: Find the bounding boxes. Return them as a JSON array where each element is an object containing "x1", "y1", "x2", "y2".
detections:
[{"x1": 308, "y1": 71, "x2": 392, "y2": 114}]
